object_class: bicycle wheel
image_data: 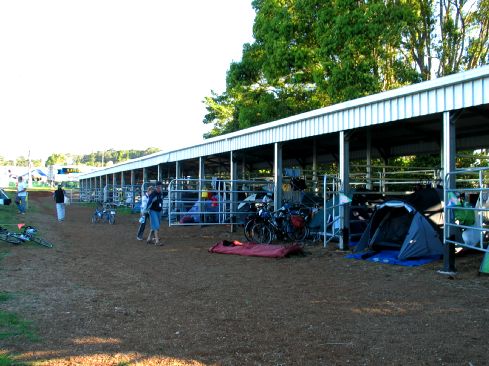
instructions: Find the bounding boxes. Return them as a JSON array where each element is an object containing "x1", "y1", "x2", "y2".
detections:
[
  {"x1": 0, "y1": 232, "x2": 23, "y2": 245},
  {"x1": 30, "y1": 236, "x2": 53, "y2": 248},
  {"x1": 108, "y1": 213, "x2": 115, "y2": 225},
  {"x1": 243, "y1": 218, "x2": 256, "y2": 242},
  {"x1": 286, "y1": 222, "x2": 309, "y2": 242},
  {"x1": 252, "y1": 222, "x2": 273, "y2": 244},
  {"x1": 91, "y1": 213, "x2": 100, "y2": 224}
]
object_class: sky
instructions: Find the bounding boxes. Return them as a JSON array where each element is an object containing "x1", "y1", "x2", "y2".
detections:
[{"x1": 0, "y1": 0, "x2": 256, "y2": 161}]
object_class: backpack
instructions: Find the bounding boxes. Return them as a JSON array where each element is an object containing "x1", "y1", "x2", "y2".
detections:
[{"x1": 150, "y1": 193, "x2": 163, "y2": 211}]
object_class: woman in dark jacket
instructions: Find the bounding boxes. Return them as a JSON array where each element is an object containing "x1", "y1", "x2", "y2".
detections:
[{"x1": 145, "y1": 182, "x2": 163, "y2": 245}]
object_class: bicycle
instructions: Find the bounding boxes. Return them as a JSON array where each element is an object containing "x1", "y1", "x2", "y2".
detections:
[
  {"x1": 0, "y1": 226, "x2": 24, "y2": 245},
  {"x1": 242, "y1": 202, "x2": 264, "y2": 242},
  {"x1": 91, "y1": 202, "x2": 116, "y2": 224},
  {"x1": 249, "y1": 203, "x2": 310, "y2": 244},
  {"x1": 0, "y1": 226, "x2": 54, "y2": 248}
]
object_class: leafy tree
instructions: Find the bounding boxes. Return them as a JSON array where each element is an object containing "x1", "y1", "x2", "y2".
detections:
[
  {"x1": 45, "y1": 153, "x2": 67, "y2": 167},
  {"x1": 203, "y1": 0, "x2": 488, "y2": 136},
  {"x1": 14, "y1": 156, "x2": 29, "y2": 167}
]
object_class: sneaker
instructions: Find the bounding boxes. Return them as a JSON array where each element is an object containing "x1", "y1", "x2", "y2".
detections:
[{"x1": 136, "y1": 237, "x2": 143, "y2": 241}]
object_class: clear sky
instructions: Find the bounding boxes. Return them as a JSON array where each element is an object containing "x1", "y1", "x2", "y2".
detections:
[{"x1": 0, "y1": 0, "x2": 256, "y2": 161}]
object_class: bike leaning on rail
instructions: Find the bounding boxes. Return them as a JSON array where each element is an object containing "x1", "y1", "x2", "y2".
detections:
[
  {"x1": 245, "y1": 203, "x2": 310, "y2": 244},
  {"x1": 0, "y1": 225, "x2": 54, "y2": 248}
]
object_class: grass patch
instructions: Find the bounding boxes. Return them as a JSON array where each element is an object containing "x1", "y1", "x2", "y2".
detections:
[
  {"x1": 0, "y1": 292, "x2": 12, "y2": 302},
  {"x1": 0, "y1": 312, "x2": 37, "y2": 342},
  {"x1": 0, "y1": 207, "x2": 39, "y2": 345},
  {"x1": 0, "y1": 353, "x2": 27, "y2": 366}
]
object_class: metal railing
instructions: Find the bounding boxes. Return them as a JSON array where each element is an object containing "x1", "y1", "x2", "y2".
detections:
[
  {"x1": 350, "y1": 165, "x2": 441, "y2": 194},
  {"x1": 444, "y1": 167, "x2": 489, "y2": 253},
  {"x1": 167, "y1": 178, "x2": 273, "y2": 226}
]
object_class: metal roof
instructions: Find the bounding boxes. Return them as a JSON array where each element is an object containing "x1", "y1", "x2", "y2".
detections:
[{"x1": 80, "y1": 65, "x2": 489, "y2": 179}]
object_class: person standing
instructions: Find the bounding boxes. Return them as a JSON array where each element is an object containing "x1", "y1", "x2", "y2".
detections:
[
  {"x1": 136, "y1": 185, "x2": 153, "y2": 241},
  {"x1": 54, "y1": 185, "x2": 66, "y2": 222},
  {"x1": 15, "y1": 176, "x2": 28, "y2": 214},
  {"x1": 145, "y1": 181, "x2": 163, "y2": 245}
]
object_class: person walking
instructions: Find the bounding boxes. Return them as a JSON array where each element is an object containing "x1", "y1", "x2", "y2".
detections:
[
  {"x1": 145, "y1": 181, "x2": 163, "y2": 245},
  {"x1": 136, "y1": 185, "x2": 153, "y2": 241},
  {"x1": 53, "y1": 185, "x2": 66, "y2": 222},
  {"x1": 15, "y1": 176, "x2": 28, "y2": 214}
]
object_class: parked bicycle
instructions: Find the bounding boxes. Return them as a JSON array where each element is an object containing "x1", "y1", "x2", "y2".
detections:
[
  {"x1": 0, "y1": 225, "x2": 54, "y2": 248},
  {"x1": 91, "y1": 202, "x2": 116, "y2": 224},
  {"x1": 243, "y1": 202, "x2": 264, "y2": 242},
  {"x1": 245, "y1": 202, "x2": 310, "y2": 244}
]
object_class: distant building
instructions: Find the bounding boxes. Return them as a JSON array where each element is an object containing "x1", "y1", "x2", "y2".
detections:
[{"x1": 47, "y1": 165, "x2": 100, "y2": 186}]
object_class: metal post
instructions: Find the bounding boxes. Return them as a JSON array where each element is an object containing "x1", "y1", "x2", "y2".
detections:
[
  {"x1": 274, "y1": 142, "x2": 283, "y2": 211},
  {"x1": 313, "y1": 138, "x2": 318, "y2": 193},
  {"x1": 442, "y1": 111, "x2": 457, "y2": 274},
  {"x1": 199, "y1": 157, "x2": 205, "y2": 223},
  {"x1": 366, "y1": 129, "x2": 372, "y2": 190},
  {"x1": 339, "y1": 131, "x2": 350, "y2": 251},
  {"x1": 230, "y1": 151, "x2": 238, "y2": 232}
]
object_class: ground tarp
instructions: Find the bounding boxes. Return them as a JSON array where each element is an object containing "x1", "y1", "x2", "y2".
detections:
[
  {"x1": 346, "y1": 250, "x2": 441, "y2": 267},
  {"x1": 209, "y1": 240, "x2": 303, "y2": 258}
]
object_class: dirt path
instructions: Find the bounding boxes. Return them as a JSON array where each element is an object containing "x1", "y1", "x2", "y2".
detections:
[{"x1": 0, "y1": 193, "x2": 488, "y2": 365}]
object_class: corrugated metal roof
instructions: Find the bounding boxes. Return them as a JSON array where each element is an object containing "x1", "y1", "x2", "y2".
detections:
[{"x1": 80, "y1": 65, "x2": 489, "y2": 179}]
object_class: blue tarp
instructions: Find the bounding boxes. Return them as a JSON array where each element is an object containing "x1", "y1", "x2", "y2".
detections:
[{"x1": 345, "y1": 250, "x2": 441, "y2": 267}]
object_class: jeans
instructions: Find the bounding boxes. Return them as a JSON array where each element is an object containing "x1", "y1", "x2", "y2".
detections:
[
  {"x1": 16, "y1": 195, "x2": 27, "y2": 213},
  {"x1": 56, "y1": 203, "x2": 65, "y2": 221},
  {"x1": 149, "y1": 210, "x2": 162, "y2": 230},
  {"x1": 137, "y1": 212, "x2": 149, "y2": 238}
]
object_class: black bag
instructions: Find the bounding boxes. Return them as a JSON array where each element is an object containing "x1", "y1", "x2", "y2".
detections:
[{"x1": 150, "y1": 193, "x2": 163, "y2": 212}]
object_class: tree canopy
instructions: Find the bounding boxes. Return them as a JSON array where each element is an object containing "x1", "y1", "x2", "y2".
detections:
[
  {"x1": 203, "y1": 0, "x2": 488, "y2": 138},
  {"x1": 0, "y1": 148, "x2": 161, "y2": 168}
]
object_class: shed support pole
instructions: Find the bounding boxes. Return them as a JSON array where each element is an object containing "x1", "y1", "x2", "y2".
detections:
[
  {"x1": 313, "y1": 138, "x2": 318, "y2": 193},
  {"x1": 142, "y1": 168, "x2": 147, "y2": 184},
  {"x1": 99, "y1": 176, "x2": 103, "y2": 202},
  {"x1": 339, "y1": 131, "x2": 350, "y2": 251},
  {"x1": 442, "y1": 111, "x2": 457, "y2": 273},
  {"x1": 175, "y1": 161, "x2": 181, "y2": 179},
  {"x1": 274, "y1": 142, "x2": 283, "y2": 211},
  {"x1": 130, "y1": 170, "x2": 135, "y2": 207},
  {"x1": 366, "y1": 129, "x2": 372, "y2": 190},
  {"x1": 230, "y1": 151, "x2": 238, "y2": 232},
  {"x1": 113, "y1": 173, "x2": 117, "y2": 203},
  {"x1": 199, "y1": 157, "x2": 205, "y2": 223}
]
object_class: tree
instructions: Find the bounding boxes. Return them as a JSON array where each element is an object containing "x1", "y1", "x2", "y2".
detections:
[
  {"x1": 45, "y1": 153, "x2": 67, "y2": 167},
  {"x1": 203, "y1": 0, "x2": 488, "y2": 136}
]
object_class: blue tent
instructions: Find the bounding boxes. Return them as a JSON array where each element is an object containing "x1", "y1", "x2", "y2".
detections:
[
  {"x1": 0, "y1": 188, "x2": 11, "y2": 205},
  {"x1": 354, "y1": 201, "x2": 443, "y2": 260}
]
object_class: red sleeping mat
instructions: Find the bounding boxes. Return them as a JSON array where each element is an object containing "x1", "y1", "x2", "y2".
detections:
[{"x1": 209, "y1": 240, "x2": 303, "y2": 258}]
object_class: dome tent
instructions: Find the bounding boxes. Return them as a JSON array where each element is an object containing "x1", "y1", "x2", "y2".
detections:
[
  {"x1": 0, "y1": 188, "x2": 11, "y2": 205},
  {"x1": 353, "y1": 200, "x2": 443, "y2": 260}
]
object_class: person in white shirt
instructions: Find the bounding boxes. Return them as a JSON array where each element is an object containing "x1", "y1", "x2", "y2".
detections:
[
  {"x1": 16, "y1": 176, "x2": 28, "y2": 214},
  {"x1": 136, "y1": 185, "x2": 153, "y2": 241}
]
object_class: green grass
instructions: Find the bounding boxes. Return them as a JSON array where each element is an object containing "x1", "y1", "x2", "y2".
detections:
[
  {"x1": 0, "y1": 208, "x2": 38, "y2": 365},
  {"x1": 0, "y1": 312, "x2": 37, "y2": 342},
  {"x1": 0, "y1": 353, "x2": 26, "y2": 366},
  {"x1": 0, "y1": 292, "x2": 12, "y2": 302}
]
